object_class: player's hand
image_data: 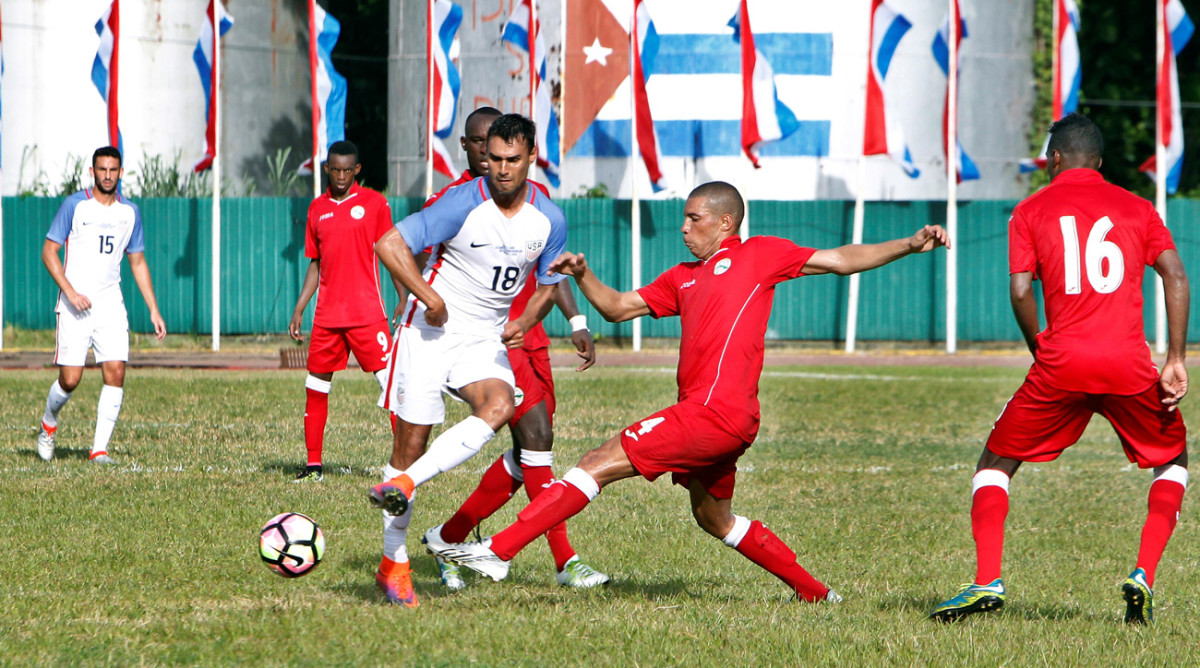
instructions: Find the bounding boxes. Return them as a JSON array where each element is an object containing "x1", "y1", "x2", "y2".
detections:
[
  {"x1": 571, "y1": 328, "x2": 596, "y2": 371},
  {"x1": 288, "y1": 313, "x2": 304, "y2": 341},
  {"x1": 548, "y1": 252, "x2": 588, "y2": 278},
  {"x1": 1160, "y1": 359, "x2": 1189, "y2": 411},
  {"x1": 910, "y1": 225, "x2": 951, "y2": 253},
  {"x1": 501, "y1": 320, "x2": 525, "y2": 349},
  {"x1": 150, "y1": 309, "x2": 167, "y2": 340},
  {"x1": 69, "y1": 292, "x2": 92, "y2": 312},
  {"x1": 423, "y1": 295, "x2": 448, "y2": 327},
  {"x1": 391, "y1": 303, "x2": 406, "y2": 329}
]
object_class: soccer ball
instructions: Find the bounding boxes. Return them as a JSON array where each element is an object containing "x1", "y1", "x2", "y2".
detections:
[{"x1": 259, "y1": 512, "x2": 325, "y2": 578}]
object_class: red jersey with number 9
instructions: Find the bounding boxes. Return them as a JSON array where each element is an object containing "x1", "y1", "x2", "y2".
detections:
[{"x1": 1009, "y1": 168, "x2": 1175, "y2": 394}]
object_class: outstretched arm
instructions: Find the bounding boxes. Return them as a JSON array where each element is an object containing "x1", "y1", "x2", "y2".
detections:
[
  {"x1": 1155, "y1": 249, "x2": 1189, "y2": 410},
  {"x1": 290, "y1": 259, "x2": 320, "y2": 340},
  {"x1": 549, "y1": 252, "x2": 650, "y2": 323},
  {"x1": 553, "y1": 281, "x2": 596, "y2": 371},
  {"x1": 127, "y1": 251, "x2": 166, "y2": 339},
  {"x1": 802, "y1": 225, "x2": 951, "y2": 276},
  {"x1": 375, "y1": 228, "x2": 447, "y2": 327},
  {"x1": 1009, "y1": 272, "x2": 1039, "y2": 356}
]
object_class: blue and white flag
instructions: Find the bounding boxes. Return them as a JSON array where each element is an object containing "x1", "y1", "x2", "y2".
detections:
[
  {"x1": 92, "y1": 0, "x2": 122, "y2": 153},
  {"x1": 1141, "y1": 0, "x2": 1194, "y2": 194},
  {"x1": 729, "y1": 0, "x2": 799, "y2": 168},
  {"x1": 300, "y1": 1, "x2": 347, "y2": 175},
  {"x1": 502, "y1": 0, "x2": 560, "y2": 187},
  {"x1": 430, "y1": 0, "x2": 463, "y2": 179},
  {"x1": 864, "y1": 0, "x2": 918, "y2": 177},
  {"x1": 193, "y1": 0, "x2": 234, "y2": 173},
  {"x1": 1021, "y1": 0, "x2": 1081, "y2": 173},
  {"x1": 932, "y1": 1, "x2": 980, "y2": 182},
  {"x1": 0, "y1": 5, "x2": 5, "y2": 174}
]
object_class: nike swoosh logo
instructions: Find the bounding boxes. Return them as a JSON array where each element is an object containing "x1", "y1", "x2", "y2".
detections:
[{"x1": 470, "y1": 242, "x2": 488, "y2": 248}]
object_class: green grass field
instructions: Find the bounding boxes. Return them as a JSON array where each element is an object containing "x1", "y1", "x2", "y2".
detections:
[{"x1": 2, "y1": 361, "x2": 1198, "y2": 665}]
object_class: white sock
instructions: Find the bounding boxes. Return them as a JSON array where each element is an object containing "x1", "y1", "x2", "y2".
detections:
[
  {"x1": 92, "y1": 385, "x2": 123, "y2": 455},
  {"x1": 381, "y1": 463, "x2": 414, "y2": 563},
  {"x1": 405, "y1": 415, "x2": 496, "y2": 487},
  {"x1": 43, "y1": 380, "x2": 72, "y2": 427},
  {"x1": 562, "y1": 468, "x2": 601, "y2": 501},
  {"x1": 519, "y1": 449, "x2": 553, "y2": 468},
  {"x1": 972, "y1": 469, "x2": 1011, "y2": 495},
  {"x1": 502, "y1": 449, "x2": 523, "y2": 481},
  {"x1": 374, "y1": 369, "x2": 389, "y2": 408},
  {"x1": 722, "y1": 515, "x2": 752, "y2": 548}
]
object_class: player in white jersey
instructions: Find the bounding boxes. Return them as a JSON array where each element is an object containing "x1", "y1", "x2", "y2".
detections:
[
  {"x1": 366, "y1": 114, "x2": 567, "y2": 607},
  {"x1": 36, "y1": 147, "x2": 166, "y2": 464}
]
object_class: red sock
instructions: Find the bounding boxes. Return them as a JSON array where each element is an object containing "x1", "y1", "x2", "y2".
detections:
[
  {"x1": 441, "y1": 454, "x2": 523, "y2": 543},
  {"x1": 490, "y1": 480, "x2": 590, "y2": 561},
  {"x1": 971, "y1": 485, "x2": 1009, "y2": 584},
  {"x1": 522, "y1": 463, "x2": 576, "y2": 571},
  {"x1": 303, "y1": 387, "x2": 329, "y2": 466},
  {"x1": 733, "y1": 520, "x2": 829, "y2": 601},
  {"x1": 1136, "y1": 479, "x2": 1186, "y2": 588}
]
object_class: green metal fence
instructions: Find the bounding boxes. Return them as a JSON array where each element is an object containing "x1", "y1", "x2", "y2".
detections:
[{"x1": 2, "y1": 195, "x2": 1191, "y2": 342}]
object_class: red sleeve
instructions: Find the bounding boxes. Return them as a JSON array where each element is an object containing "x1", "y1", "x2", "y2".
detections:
[
  {"x1": 373, "y1": 195, "x2": 394, "y2": 243},
  {"x1": 1144, "y1": 203, "x2": 1177, "y2": 266},
  {"x1": 637, "y1": 265, "x2": 688, "y2": 318},
  {"x1": 755, "y1": 237, "x2": 817, "y2": 285},
  {"x1": 305, "y1": 202, "x2": 320, "y2": 260},
  {"x1": 1008, "y1": 208, "x2": 1037, "y2": 277}
]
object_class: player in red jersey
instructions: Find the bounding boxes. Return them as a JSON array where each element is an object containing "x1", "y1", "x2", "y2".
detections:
[
  {"x1": 424, "y1": 181, "x2": 949, "y2": 601},
  {"x1": 418, "y1": 107, "x2": 607, "y2": 591},
  {"x1": 930, "y1": 113, "x2": 1189, "y2": 625},
  {"x1": 289, "y1": 141, "x2": 402, "y2": 482}
]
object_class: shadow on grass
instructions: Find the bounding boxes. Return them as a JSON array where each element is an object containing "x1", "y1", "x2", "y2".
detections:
[
  {"x1": 880, "y1": 594, "x2": 1084, "y2": 623},
  {"x1": 22, "y1": 446, "x2": 94, "y2": 461},
  {"x1": 260, "y1": 459, "x2": 379, "y2": 479}
]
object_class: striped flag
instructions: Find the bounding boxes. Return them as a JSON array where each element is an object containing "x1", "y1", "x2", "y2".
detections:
[
  {"x1": 1021, "y1": 0, "x2": 1080, "y2": 173},
  {"x1": 932, "y1": 1, "x2": 979, "y2": 182},
  {"x1": 1140, "y1": 0, "x2": 1194, "y2": 195},
  {"x1": 502, "y1": 0, "x2": 560, "y2": 187},
  {"x1": 0, "y1": 4, "x2": 5, "y2": 174},
  {"x1": 92, "y1": 1, "x2": 122, "y2": 154},
  {"x1": 193, "y1": 0, "x2": 234, "y2": 173},
  {"x1": 729, "y1": 0, "x2": 799, "y2": 168},
  {"x1": 633, "y1": 0, "x2": 666, "y2": 191},
  {"x1": 299, "y1": 1, "x2": 347, "y2": 175},
  {"x1": 864, "y1": 0, "x2": 918, "y2": 177},
  {"x1": 430, "y1": 0, "x2": 463, "y2": 179}
]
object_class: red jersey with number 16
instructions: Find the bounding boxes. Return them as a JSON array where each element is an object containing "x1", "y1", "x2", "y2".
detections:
[
  {"x1": 305, "y1": 183, "x2": 395, "y2": 327},
  {"x1": 637, "y1": 236, "x2": 816, "y2": 443},
  {"x1": 1009, "y1": 168, "x2": 1175, "y2": 395}
]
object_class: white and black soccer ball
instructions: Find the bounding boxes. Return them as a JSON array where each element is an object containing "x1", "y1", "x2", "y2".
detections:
[{"x1": 259, "y1": 512, "x2": 325, "y2": 578}]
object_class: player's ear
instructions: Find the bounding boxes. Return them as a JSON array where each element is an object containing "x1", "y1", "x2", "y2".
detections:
[{"x1": 353, "y1": 163, "x2": 362, "y2": 176}]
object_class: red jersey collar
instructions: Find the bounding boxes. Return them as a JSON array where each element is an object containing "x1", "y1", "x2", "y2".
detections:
[
  {"x1": 324, "y1": 182, "x2": 361, "y2": 204},
  {"x1": 1050, "y1": 168, "x2": 1104, "y2": 185},
  {"x1": 703, "y1": 236, "x2": 742, "y2": 264}
]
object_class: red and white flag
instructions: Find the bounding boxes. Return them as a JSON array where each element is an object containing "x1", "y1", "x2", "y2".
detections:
[
  {"x1": 863, "y1": 0, "x2": 917, "y2": 177},
  {"x1": 730, "y1": 0, "x2": 799, "y2": 168},
  {"x1": 429, "y1": 0, "x2": 462, "y2": 179},
  {"x1": 91, "y1": 1, "x2": 122, "y2": 153},
  {"x1": 192, "y1": 0, "x2": 234, "y2": 173},
  {"x1": 1140, "y1": 0, "x2": 1193, "y2": 194}
]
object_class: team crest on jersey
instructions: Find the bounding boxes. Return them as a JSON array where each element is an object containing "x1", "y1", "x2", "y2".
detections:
[
  {"x1": 351, "y1": 205, "x2": 366, "y2": 219},
  {"x1": 713, "y1": 258, "x2": 732, "y2": 275},
  {"x1": 525, "y1": 240, "x2": 544, "y2": 261}
]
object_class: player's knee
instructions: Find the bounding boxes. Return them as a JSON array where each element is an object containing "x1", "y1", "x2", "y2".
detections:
[
  {"x1": 691, "y1": 506, "x2": 733, "y2": 538},
  {"x1": 477, "y1": 399, "x2": 515, "y2": 429}
]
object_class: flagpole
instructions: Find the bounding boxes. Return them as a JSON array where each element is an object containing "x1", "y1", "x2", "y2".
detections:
[
  {"x1": 1155, "y1": 0, "x2": 1168, "y2": 354},
  {"x1": 211, "y1": 6, "x2": 222, "y2": 352},
  {"x1": 0, "y1": 172, "x2": 5, "y2": 351},
  {"x1": 310, "y1": 0, "x2": 320, "y2": 199},
  {"x1": 529, "y1": 0, "x2": 539, "y2": 183},
  {"x1": 846, "y1": 155, "x2": 866, "y2": 353},
  {"x1": 630, "y1": 0, "x2": 642, "y2": 352},
  {"x1": 945, "y1": 0, "x2": 958, "y2": 355},
  {"x1": 425, "y1": 0, "x2": 435, "y2": 198}
]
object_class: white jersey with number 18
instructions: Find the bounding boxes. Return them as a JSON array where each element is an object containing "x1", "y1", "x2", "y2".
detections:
[{"x1": 46, "y1": 189, "x2": 145, "y2": 312}]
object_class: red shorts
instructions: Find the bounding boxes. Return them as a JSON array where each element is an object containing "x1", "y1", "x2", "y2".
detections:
[
  {"x1": 307, "y1": 319, "x2": 392, "y2": 374},
  {"x1": 508, "y1": 346, "x2": 555, "y2": 426},
  {"x1": 620, "y1": 402, "x2": 750, "y2": 499},
  {"x1": 986, "y1": 367, "x2": 1186, "y2": 468}
]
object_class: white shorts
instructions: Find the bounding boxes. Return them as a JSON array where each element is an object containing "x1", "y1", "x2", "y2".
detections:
[
  {"x1": 54, "y1": 298, "x2": 130, "y2": 366},
  {"x1": 384, "y1": 325, "x2": 515, "y2": 425}
]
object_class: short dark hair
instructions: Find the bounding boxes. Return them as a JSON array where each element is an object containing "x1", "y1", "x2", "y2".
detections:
[
  {"x1": 93, "y1": 146, "x2": 122, "y2": 167},
  {"x1": 1047, "y1": 112, "x2": 1103, "y2": 161},
  {"x1": 487, "y1": 114, "x2": 537, "y2": 152},
  {"x1": 466, "y1": 106, "x2": 502, "y2": 129},
  {"x1": 328, "y1": 140, "x2": 359, "y2": 162},
  {"x1": 689, "y1": 181, "x2": 745, "y2": 227}
]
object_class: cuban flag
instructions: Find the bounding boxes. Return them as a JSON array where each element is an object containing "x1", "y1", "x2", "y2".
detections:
[
  {"x1": 1021, "y1": 0, "x2": 1080, "y2": 173},
  {"x1": 932, "y1": 1, "x2": 980, "y2": 182},
  {"x1": 193, "y1": 0, "x2": 234, "y2": 173},
  {"x1": 863, "y1": 0, "x2": 917, "y2": 178},
  {"x1": 502, "y1": 0, "x2": 561, "y2": 187},
  {"x1": 430, "y1": 0, "x2": 463, "y2": 179},
  {"x1": 299, "y1": 2, "x2": 347, "y2": 175},
  {"x1": 729, "y1": 0, "x2": 799, "y2": 168},
  {"x1": 92, "y1": 1, "x2": 122, "y2": 154},
  {"x1": 1140, "y1": 0, "x2": 1194, "y2": 195},
  {"x1": 633, "y1": 0, "x2": 666, "y2": 191}
]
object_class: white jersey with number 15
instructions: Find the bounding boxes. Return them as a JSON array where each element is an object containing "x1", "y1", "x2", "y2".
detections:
[{"x1": 46, "y1": 189, "x2": 145, "y2": 311}]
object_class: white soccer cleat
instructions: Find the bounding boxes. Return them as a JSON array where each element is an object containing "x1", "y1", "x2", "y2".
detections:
[
  {"x1": 421, "y1": 525, "x2": 466, "y2": 590},
  {"x1": 825, "y1": 589, "x2": 844, "y2": 604},
  {"x1": 424, "y1": 532, "x2": 510, "y2": 582},
  {"x1": 556, "y1": 556, "x2": 611, "y2": 588},
  {"x1": 36, "y1": 424, "x2": 56, "y2": 461},
  {"x1": 90, "y1": 454, "x2": 115, "y2": 465}
]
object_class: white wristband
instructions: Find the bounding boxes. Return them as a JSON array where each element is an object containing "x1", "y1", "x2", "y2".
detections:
[{"x1": 569, "y1": 315, "x2": 589, "y2": 332}]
